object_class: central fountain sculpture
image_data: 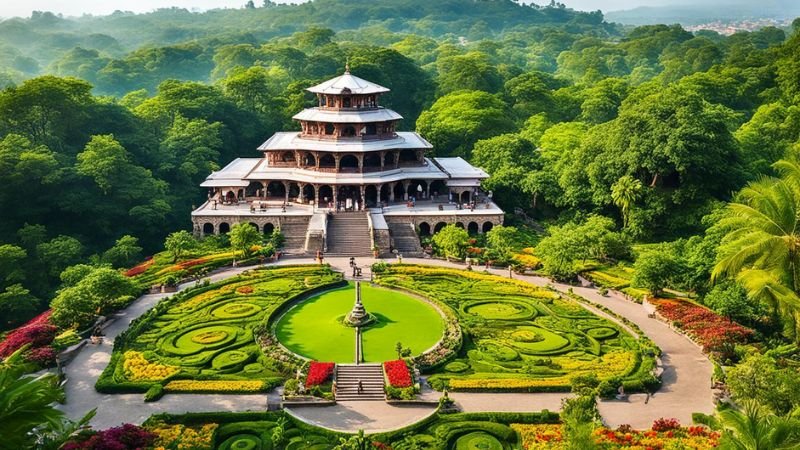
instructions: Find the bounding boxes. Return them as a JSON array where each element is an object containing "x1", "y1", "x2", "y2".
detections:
[{"x1": 345, "y1": 282, "x2": 374, "y2": 327}]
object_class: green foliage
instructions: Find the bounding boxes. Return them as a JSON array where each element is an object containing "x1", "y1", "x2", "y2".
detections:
[
  {"x1": 50, "y1": 266, "x2": 140, "y2": 329},
  {"x1": 0, "y1": 348, "x2": 67, "y2": 449},
  {"x1": 432, "y1": 224, "x2": 470, "y2": 260},
  {"x1": 164, "y1": 230, "x2": 196, "y2": 263},
  {"x1": 416, "y1": 90, "x2": 514, "y2": 158},
  {"x1": 716, "y1": 401, "x2": 800, "y2": 450},
  {"x1": 561, "y1": 396, "x2": 600, "y2": 450},
  {"x1": 725, "y1": 354, "x2": 800, "y2": 416},
  {"x1": 631, "y1": 246, "x2": 681, "y2": 295},
  {"x1": 229, "y1": 223, "x2": 262, "y2": 258}
]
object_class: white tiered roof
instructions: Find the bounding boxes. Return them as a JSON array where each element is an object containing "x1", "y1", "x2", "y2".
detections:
[
  {"x1": 258, "y1": 132, "x2": 432, "y2": 153},
  {"x1": 307, "y1": 72, "x2": 390, "y2": 95},
  {"x1": 292, "y1": 107, "x2": 402, "y2": 123}
]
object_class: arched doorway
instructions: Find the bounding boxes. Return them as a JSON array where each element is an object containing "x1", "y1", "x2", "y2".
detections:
[
  {"x1": 267, "y1": 181, "x2": 286, "y2": 198},
  {"x1": 434, "y1": 222, "x2": 447, "y2": 233},
  {"x1": 399, "y1": 149, "x2": 417, "y2": 164},
  {"x1": 302, "y1": 184, "x2": 315, "y2": 203},
  {"x1": 407, "y1": 180, "x2": 428, "y2": 199},
  {"x1": 342, "y1": 125, "x2": 356, "y2": 137},
  {"x1": 225, "y1": 191, "x2": 236, "y2": 203},
  {"x1": 319, "y1": 153, "x2": 335, "y2": 168},
  {"x1": 263, "y1": 223, "x2": 275, "y2": 235},
  {"x1": 319, "y1": 185, "x2": 333, "y2": 207},
  {"x1": 281, "y1": 151, "x2": 295, "y2": 164},
  {"x1": 219, "y1": 222, "x2": 231, "y2": 234},
  {"x1": 363, "y1": 153, "x2": 380, "y2": 170},
  {"x1": 384, "y1": 152, "x2": 396, "y2": 167},
  {"x1": 430, "y1": 180, "x2": 447, "y2": 200},
  {"x1": 340, "y1": 155, "x2": 359, "y2": 171},
  {"x1": 379, "y1": 184, "x2": 391, "y2": 204},
  {"x1": 393, "y1": 183, "x2": 405, "y2": 202},
  {"x1": 324, "y1": 123, "x2": 335, "y2": 135},
  {"x1": 303, "y1": 152, "x2": 316, "y2": 167},
  {"x1": 482, "y1": 222, "x2": 494, "y2": 233},
  {"x1": 247, "y1": 222, "x2": 259, "y2": 232},
  {"x1": 288, "y1": 183, "x2": 300, "y2": 201},
  {"x1": 468, "y1": 222, "x2": 479, "y2": 234},
  {"x1": 455, "y1": 222, "x2": 465, "y2": 229},
  {"x1": 460, "y1": 191, "x2": 471, "y2": 203},
  {"x1": 202, "y1": 223, "x2": 214, "y2": 235},
  {"x1": 365, "y1": 185, "x2": 378, "y2": 207},
  {"x1": 245, "y1": 181, "x2": 263, "y2": 197},
  {"x1": 419, "y1": 222, "x2": 431, "y2": 236}
]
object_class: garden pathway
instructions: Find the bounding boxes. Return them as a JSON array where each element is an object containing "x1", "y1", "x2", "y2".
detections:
[{"x1": 58, "y1": 256, "x2": 713, "y2": 432}]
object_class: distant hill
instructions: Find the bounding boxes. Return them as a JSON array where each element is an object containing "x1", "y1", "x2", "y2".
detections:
[{"x1": 606, "y1": 0, "x2": 800, "y2": 26}]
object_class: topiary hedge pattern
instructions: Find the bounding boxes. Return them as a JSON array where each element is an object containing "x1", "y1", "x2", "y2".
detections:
[
  {"x1": 97, "y1": 265, "x2": 342, "y2": 396},
  {"x1": 374, "y1": 265, "x2": 658, "y2": 393}
]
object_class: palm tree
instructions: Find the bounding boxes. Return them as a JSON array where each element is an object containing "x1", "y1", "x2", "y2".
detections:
[
  {"x1": 0, "y1": 348, "x2": 66, "y2": 449},
  {"x1": 611, "y1": 175, "x2": 642, "y2": 228},
  {"x1": 712, "y1": 171, "x2": 800, "y2": 340},
  {"x1": 717, "y1": 401, "x2": 800, "y2": 450}
]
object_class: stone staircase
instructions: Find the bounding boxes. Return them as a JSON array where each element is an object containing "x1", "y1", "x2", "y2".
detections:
[
  {"x1": 326, "y1": 212, "x2": 372, "y2": 256},
  {"x1": 335, "y1": 364, "x2": 385, "y2": 401},
  {"x1": 279, "y1": 217, "x2": 310, "y2": 254},
  {"x1": 388, "y1": 222, "x2": 423, "y2": 256}
]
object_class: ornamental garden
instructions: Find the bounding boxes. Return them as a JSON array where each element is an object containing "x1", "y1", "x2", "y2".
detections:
[{"x1": 97, "y1": 263, "x2": 658, "y2": 400}]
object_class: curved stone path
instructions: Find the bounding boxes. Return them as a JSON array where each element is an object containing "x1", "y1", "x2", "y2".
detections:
[{"x1": 58, "y1": 256, "x2": 713, "y2": 432}]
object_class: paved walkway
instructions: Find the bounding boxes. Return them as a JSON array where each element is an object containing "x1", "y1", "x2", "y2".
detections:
[{"x1": 58, "y1": 256, "x2": 713, "y2": 431}]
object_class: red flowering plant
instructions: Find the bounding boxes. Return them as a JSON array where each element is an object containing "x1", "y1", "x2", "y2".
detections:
[
  {"x1": 651, "y1": 418, "x2": 681, "y2": 432},
  {"x1": 62, "y1": 424, "x2": 155, "y2": 450},
  {"x1": 306, "y1": 362, "x2": 335, "y2": 387},
  {"x1": 653, "y1": 299, "x2": 753, "y2": 361},
  {"x1": 0, "y1": 311, "x2": 57, "y2": 359},
  {"x1": 25, "y1": 346, "x2": 57, "y2": 366},
  {"x1": 383, "y1": 359, "x2": 412, "y2": 388},
  {"x1": 124, "y1": 259, "x2": 154, "y2": 277}
]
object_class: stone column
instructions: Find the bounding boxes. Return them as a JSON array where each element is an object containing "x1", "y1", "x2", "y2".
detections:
[
  {"x1": 283, "y1": 181, "x2": 290, "y2": 204},
  {"x1": 379, "y1": 151, "x2": 385, "y2": 171},
  {"x1": 360, "y1": 185, "x2": 366, "y2": 210},
  {"x1": 358, "y1": 154, "x2": 364, "y2": 173},
  {"x1": 297, "y1": 183, "x2": 305, "y2": 203},
  {"x1": 333, "y1": 186, "x2": 338, "y2": 211},
  {"x1": 394, "y1": 150, "x2": 400, "y2": 169},
  {"x1": 389, "y1": 182, "x2": 396, "y2": 202},
  {"x1": 377, "y1": 183, "x2": 384, "y2": 205},
  {"x1": 313, "y1": 184, "x2": 320, "y2": 206},
  {"x1": 402, "y1": 180, "x2": 411, "y2": 201}
]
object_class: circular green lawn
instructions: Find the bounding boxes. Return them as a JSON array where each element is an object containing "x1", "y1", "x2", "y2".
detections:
[{"x1": 275, "y1": 283, "x2": 444, "y2": 363}]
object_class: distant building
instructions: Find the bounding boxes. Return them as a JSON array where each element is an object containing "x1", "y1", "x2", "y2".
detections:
[{"x1": 191, "y1": 67, "x2": 503, "y2": 256}]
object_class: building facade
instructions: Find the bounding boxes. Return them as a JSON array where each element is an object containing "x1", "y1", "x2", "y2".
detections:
[{"x1": 191, "y1": 68, "x2": 504, "y2": 256}]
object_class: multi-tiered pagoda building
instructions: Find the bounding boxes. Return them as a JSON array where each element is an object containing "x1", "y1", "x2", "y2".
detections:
[{"x1": 191, "y1": 68, "x2": 504, "y2": 256}]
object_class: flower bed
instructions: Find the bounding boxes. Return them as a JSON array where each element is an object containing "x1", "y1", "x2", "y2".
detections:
[
  {"x1": 96, "y1": 265, "x2": 343, "y2": 396},
  {"x1": 512, "y1": 422, "x2": 720, "y2": 449},
  {"x1": 306, "y1": 361, "x2": 335, "y2": 387},
  {"x1": 384, "y1": 359, "x2": 412, "y2": 387},
  {"x1": 0, "y1": 310, "x2": 59, "y2": 367},
  {"x1": 164, "y1": 380, "x2": 267, "y2": 393},
  {"x1": 125, "y1": 258, "x2": 154, "y2": 277},
  {"x1": 374, "y1": 265, "x2": 655, "y2": 393},
  {"x1": 148, "y1": 423, "x2": 218, "y2": 450},
  {"x1": 651, "y1": 298, "x2": 754, "y2": 358}
]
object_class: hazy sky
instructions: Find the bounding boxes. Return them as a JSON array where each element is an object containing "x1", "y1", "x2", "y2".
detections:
[{"x1": 0, "y1": 0, "x2": 682, "y2": 19}]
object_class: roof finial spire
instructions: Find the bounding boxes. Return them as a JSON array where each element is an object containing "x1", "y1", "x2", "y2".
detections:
[{"x1": 345, "y1": 58, "x2": 350, "y2": 74}]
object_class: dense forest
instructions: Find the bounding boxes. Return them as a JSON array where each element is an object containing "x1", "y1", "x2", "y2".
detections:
[{"x1": 1, "y1": 0, "x2": 800, "y2": 349}]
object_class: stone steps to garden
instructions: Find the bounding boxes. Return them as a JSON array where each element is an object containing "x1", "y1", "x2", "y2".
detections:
[
  {"x1": 280, "y1": 220, "x2": 310, "y2": 253},
  {"x1": 326, "y1": 212, "x2": 373, "y2": 256},
  {"x1": 387, "y1": 222, "x2": 423, "y2": 256},
  {"x1": 335, "y1": 364, "x2": 385, "y2": 401}
]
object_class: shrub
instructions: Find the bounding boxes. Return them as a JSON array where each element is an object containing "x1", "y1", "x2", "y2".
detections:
[
  {"x1": 384, "y1": 360, "x2": 412, "y2": 388},
  {"x1": 62, "y1": 424, "x2": 155, "y2": 450},
  {"x1": 651, "y1": 417, "x2": 681, "y2": 432},
  {"x1": 144, "y1": 384, "x2": 164, "y2": 402},
  {"x1": 306, "y1": 362, "x2": 335, "y2": 387}
]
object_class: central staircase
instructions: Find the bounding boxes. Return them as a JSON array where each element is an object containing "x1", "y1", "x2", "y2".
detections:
[
  {"x1": 279, "y1": 217, "x2": 310, "y2": 254},
  {"x1": 326, "y1": 212, "x2": 372, "y2": 256},
  {"x1": 335, "y1": 364, "x2": 385, "y2": 401}
]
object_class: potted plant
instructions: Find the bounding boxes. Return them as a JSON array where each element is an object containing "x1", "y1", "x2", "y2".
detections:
[{"x1": 372, "y1": 245, "x2": 380, "y2": 258}]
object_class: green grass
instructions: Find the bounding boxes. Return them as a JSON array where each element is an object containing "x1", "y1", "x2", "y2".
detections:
[{"x1": 275, "y1": 283, "x2": 445, "y2": 363}]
